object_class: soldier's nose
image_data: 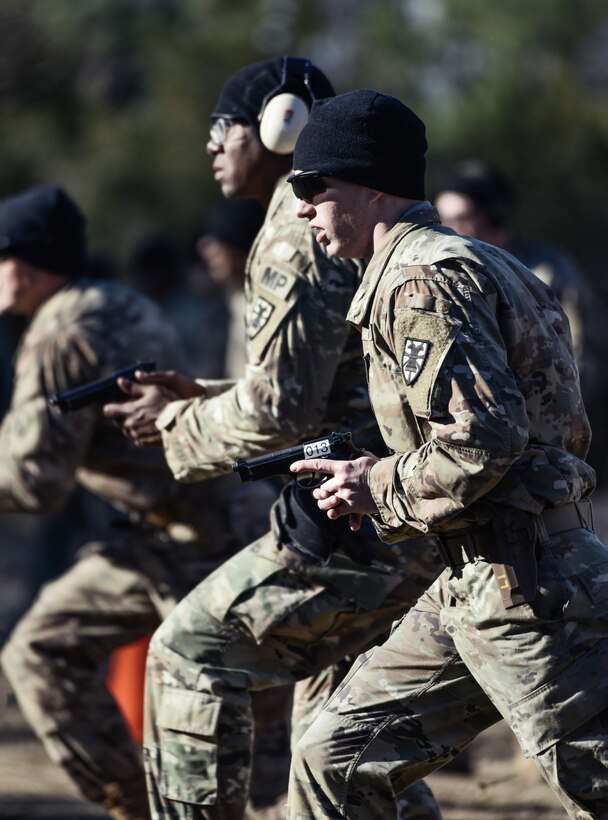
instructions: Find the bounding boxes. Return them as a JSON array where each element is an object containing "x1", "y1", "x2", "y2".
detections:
[{"x1": 296, "y1": 200, "x2": 315, "y2": 219}]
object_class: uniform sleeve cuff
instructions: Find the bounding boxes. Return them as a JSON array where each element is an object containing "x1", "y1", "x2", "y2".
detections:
[
  {"x1": 156, "y1": 399, "x2": 191, "y2": 432},
  {"x1": 195, "y1": 379, "x2": 236, "y2": 398},
  {"x1": 369, "y1": 454, "x2": 404, "y2": 529}
]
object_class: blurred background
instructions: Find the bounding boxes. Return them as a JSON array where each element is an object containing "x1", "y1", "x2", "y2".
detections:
[{"x1": 0, "y1": 0, "x2": 607, "y2": 279}]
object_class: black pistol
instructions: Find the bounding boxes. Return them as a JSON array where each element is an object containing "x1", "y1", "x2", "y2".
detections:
[
  {"x1": 48, "y1": 361, "x2": 156, "y2": 414},
  {"x1": 233, "y1": 431, "x2": 362, "y2": 489}
]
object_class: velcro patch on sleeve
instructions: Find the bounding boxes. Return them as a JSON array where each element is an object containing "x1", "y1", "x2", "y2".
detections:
[
  {"x1": 258, "y1": 266, "x2": 297, "y2": 300},
  {"x1": 247, "y1": 296, "x2": 275, "y2": 340},
  {"x1": 394, "y1": 308, "x2": 461, "y2": 417}
]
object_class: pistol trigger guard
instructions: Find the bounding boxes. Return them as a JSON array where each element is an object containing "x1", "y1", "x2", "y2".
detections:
[{"x1": 296, "y1": 472, "x2": 328, "y2": 490}]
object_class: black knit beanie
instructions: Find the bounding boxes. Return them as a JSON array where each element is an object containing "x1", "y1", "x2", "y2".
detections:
[
  {"x1": 293, "y1": 89, "x2": 427, "y2": 199},
  {"x1": 437, "y1": 160, "x2": 518, "y2": 228},
  {"x1": 205, "y1": 199, "x2": 265, "y2": 253},
  {"x1": 0, "y1": 185, "x2": 86, "y2": 278},
  {"x1": 212, "y1": 57, "x2": 334, "y2": 126}
]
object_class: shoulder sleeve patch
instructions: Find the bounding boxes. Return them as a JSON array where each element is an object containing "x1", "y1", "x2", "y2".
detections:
[
  {"x1": 258, "y1": 265, "x2": 298, "y2": 300},
  {"x1": 394, "y1": 308, "x2": 461, "y2": 418},
  {"x1": 247, "y1": 296, "x2": 275, "y2": 340}
]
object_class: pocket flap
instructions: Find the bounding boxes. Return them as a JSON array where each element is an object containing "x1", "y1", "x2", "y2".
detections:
[
  {"x1": 158, "y1": 688, "x2": 221, "y2": 735},
  {"x1": 579, "y1": 560, "x2": 608, "y2": 605}
]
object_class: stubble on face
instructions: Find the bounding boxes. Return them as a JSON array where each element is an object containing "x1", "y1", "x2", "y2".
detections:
[{"x1": 310, "y1": 180, "x2": 375, "y2": 260}]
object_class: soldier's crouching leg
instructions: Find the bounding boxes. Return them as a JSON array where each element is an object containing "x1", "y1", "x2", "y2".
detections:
[
  {"x1": 534, "y1": 707, "x2": 608, "y2": 818},
  {"x1": 288, "y1": 586, "x2": 500, "y2": 820},
  {"x1": 144, "y1": 532, "x2": 444, "y2": 820},
  {"x1": 144, "y1": 601, "x2": 260, "y2": 820},
  {"x1": 293, "y1": 664, "x2": 442, "y2": 819},
  {"x1": 1, "y1": 554, "x2": 154, "y2": 820}
]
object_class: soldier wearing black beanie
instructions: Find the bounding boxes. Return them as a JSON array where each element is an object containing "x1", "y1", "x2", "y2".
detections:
[
  {"x1": 287, "y1": 87, "x2": 608, "y2": 820},
  {"x1": 292, "y1": 89, "x2": 427, "y2": 199},
  {"x1": 0, "y1": 185, "x2": 86, "y2": 279}
]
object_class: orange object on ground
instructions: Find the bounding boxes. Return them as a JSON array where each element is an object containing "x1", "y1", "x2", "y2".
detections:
[{"x1": 107, "y1": 635, "x2": 151, "y2": 745}]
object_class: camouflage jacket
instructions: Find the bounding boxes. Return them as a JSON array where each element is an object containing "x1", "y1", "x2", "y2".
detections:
[
  {"x1": 157, "y1": 177, "x2": 380, "y2": 480},
  {"x1": 511, "y1": 236, "x2": 608, "y2": 410},
  {"x1": 347, "y1": 205, "x2": 596, "y2": 543},
  {"x1": 0, "y1": 280, "x2": 219, "y2": 535}
]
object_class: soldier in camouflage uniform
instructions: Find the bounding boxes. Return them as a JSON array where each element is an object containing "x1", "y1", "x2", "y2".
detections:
[
  {"x1": 0, "y1": 185, "x2": 275, "y2": 820},
  {"x1": 434, "y1": 160, "x2": 608, "y2": 482},
  {"x1": 287, "y1": 90, "x2": 608, "y2": 819},
  {"x1": 106, "y1": 59, "x2": 443, "y2": 819}
]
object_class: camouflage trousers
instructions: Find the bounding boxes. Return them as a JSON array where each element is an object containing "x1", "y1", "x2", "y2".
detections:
[
  {"x1": 289, "y1": 527, "x2": 608, "y2": 819},
  {"x1": 144, "y1": 529, "x2": 443, "y2": 820},
  {"x1": 1, "y1": 484, "x2": 285, "y2": 820}
]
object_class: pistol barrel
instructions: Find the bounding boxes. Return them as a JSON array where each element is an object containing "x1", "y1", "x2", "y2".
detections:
[{"x1": 48, "y1": 360, "x2": 156, "y2": 413}]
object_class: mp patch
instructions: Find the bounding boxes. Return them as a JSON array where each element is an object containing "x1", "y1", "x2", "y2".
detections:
[
  {"x1": 248, "y1": 296, "x2": 275, "y2": 339},
  {"x1": 402, "y1": 338, "x2": 430, "y2": 385},
  {"x1": 259, "y1": 265, "x2": 297, "y2": 300}
]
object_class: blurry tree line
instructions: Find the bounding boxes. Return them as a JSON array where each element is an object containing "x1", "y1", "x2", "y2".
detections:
[{"x1": 0, "y1": 0, "x2": 607, "y2": 290}]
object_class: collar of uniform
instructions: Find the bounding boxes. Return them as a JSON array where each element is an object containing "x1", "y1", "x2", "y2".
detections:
[
  {"x1": 347, "y1": 202, "x2": 438, "y2": 328},
  {"x1": 28, "y1": 278, "x2": 82, "y2": 325}
]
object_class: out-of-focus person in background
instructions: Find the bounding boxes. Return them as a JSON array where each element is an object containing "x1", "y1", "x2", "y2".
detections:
[
  {"x1": 0, "y1": 310, "x2": 51, "y2": 641},
  {"x1": 126, "y1": 232, "x2": 229, "y2": 379},
  {"x1": 0, "y1": 184, "x2": 274, "y2": 820},
  {"x1": 196, "y1": 197, "x2": 264, "y2": 378},
  {"x1": 0, "y1": 313, "x2": 26, "y2": 419},
  {"x1": 435, "y1": 159, "x2": 608, "y2": 487},
  {"x1": 0, "y1": 243, "x2": 120, "y2": 645}
]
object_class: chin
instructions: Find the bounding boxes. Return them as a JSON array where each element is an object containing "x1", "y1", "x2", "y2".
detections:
[{"x1": 328, "y1": 243, "x2": 354, "y2": 260}]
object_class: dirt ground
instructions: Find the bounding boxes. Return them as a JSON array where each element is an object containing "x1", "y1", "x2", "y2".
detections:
[{"x1": 3, "y1": 494, "x2": 608, "y2": 819}]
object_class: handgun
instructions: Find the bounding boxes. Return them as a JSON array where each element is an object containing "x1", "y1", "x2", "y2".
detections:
[
  {"x1": 48, "y1": 360, "x2": 156, "y2": 414},
  {"x1": 232, "y1": 431, "x2": 362, "y2": 489}
]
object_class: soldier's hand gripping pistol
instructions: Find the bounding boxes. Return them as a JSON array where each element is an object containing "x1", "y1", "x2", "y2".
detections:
[
  {"x1": 48, "y1": 361, "x2": 156, "y2": 413},
  {"x1": 232, "y1": 431, "x2": 363, "y2": 489}
]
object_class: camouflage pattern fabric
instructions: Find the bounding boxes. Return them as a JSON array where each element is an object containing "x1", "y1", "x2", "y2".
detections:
[
  {"x1": 143, "y1": 181, "x2": 444, "y2": 819},
  {"x1": 145, "y1": 531, "x2": 442, "y2": 820},
  {"x1": 0, "y1": 280, "x2": 279, "y2": 819},
  {"x1": 0, "y1": 280, "x2": 186, "y2": 516},
  {"x1": 511, "y1": 236, "x2": 608, "y2": 484},
  {"x1": 347, "y1": 205, "x2": 595, "y2": 541},
  {"x1": 287, "y1": 205, "x2": 608, "y2": 819},
  {"x1": 156, "y1": 178, "x2": 381, "y2": 481},
  {"x1": 293, "y1": 662, "x2": 441, "y2": 819},
  {"x1": 511, "y1": 235, "x2": 605, "y2": 404}
]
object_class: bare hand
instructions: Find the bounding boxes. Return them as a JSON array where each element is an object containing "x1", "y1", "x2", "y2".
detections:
[
  {"x1": 290, "y1": 452, "x2": 379, "y2": 531},
  {"x1": 103, "y1": 369, "x2": 200, "y2": 446}
]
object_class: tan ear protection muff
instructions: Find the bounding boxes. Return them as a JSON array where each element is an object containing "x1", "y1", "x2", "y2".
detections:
[{"x1": 258, "y1": 57, "x2": 316, "y2": 155}]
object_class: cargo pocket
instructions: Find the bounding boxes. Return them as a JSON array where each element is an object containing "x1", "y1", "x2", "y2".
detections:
[
  {"x1": 548, "y1": 531, "x2": 608, "y2": 621},
  {"x1": 507, "y1": 639, "x2": 608, "y2": 757},
  {"x1": 157, "y1": 688, "x2": 222, "y2": 805},
  {"x1": 507, "y1": 533, "x2": 608, "y2": 757},
  {"x1": 200, "y1": 537, "x2": 286, "y2": 624},
  {"x1": 577, "y1": 560, "x2": 608, "y2": 605}
]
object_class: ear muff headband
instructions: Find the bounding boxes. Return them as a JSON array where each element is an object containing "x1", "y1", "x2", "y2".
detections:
[{"x1": 258, "y1": 57, "x2": 315, "y2": 155}]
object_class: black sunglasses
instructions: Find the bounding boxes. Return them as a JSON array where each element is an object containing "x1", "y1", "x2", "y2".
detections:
[{"x1": 287, "y1": 171, "x2": 327, "y2": 204}]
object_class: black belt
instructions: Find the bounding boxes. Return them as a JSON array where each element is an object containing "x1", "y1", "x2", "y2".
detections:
[{"x1": 436, "y1": 500, "x2": 594, "y2": 569}]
